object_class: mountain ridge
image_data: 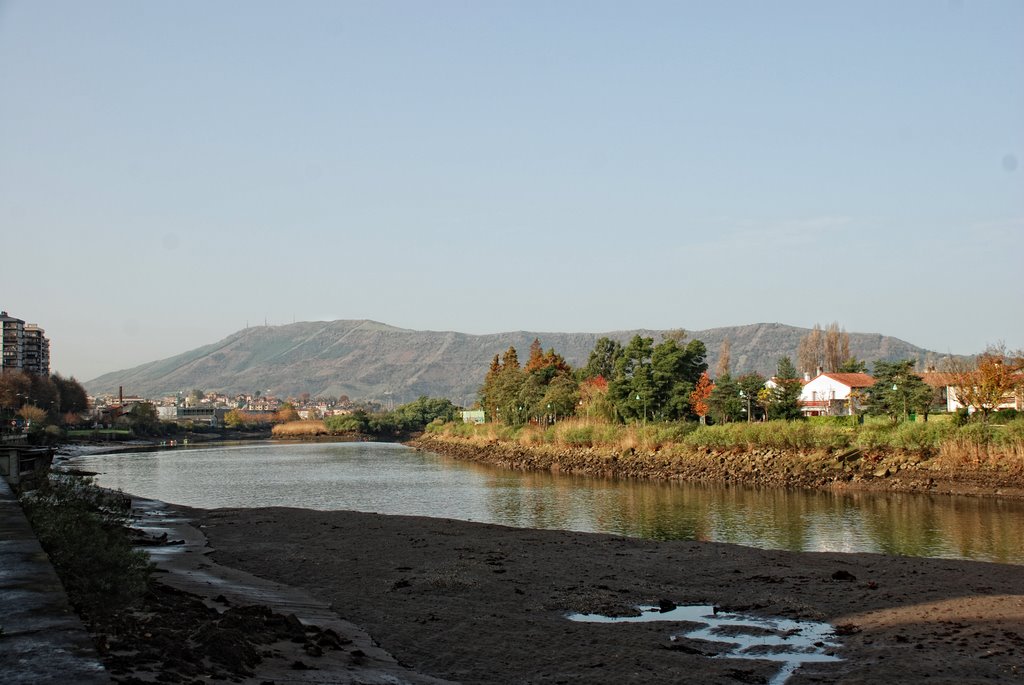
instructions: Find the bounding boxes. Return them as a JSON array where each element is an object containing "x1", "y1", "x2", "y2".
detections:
[{"x1": 85, "y1": 320, "x2": 938, "y2": 404}]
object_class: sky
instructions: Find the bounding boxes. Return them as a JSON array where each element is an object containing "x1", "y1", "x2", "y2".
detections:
[{"x1": 1, "y1": 0, "x2": 1021, "y2": 382}]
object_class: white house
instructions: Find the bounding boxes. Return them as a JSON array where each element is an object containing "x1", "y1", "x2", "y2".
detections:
[
  {"x1": 921, "y1": 372, "x2": 1023, "y2": 414},
  {"x1": 798, "y1": 372, "x2": 875, "y2": 417}
]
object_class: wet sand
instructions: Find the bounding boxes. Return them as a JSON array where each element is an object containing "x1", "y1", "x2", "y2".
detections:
[{"x1": 198, "y1": 506, "x2": 1024, "y2": 684}]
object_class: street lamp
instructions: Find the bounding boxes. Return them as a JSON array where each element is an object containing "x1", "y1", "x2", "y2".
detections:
[
  {"x1": 635, "y1": 393, "x2": 647, "y2": 424},
  {"x1": 740, "y1": 389, "x2": 752, "y2": 423}
]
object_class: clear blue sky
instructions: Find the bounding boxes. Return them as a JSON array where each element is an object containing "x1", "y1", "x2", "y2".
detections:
[{"x1": 1, "y1": 1, "x2": 1021, "y2": 381}]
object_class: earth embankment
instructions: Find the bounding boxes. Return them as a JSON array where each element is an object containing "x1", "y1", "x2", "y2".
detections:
[{"x1": 411, "y1": 432, "x2": 1024, "y2": 498}]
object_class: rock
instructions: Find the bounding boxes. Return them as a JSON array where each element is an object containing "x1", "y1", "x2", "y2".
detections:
[
  {"x1": 658, "y1": 599, "x2": 677, "y2": 613},
  {"x1": 831, "y1": 570, "x2": 857, "y2": 581}
]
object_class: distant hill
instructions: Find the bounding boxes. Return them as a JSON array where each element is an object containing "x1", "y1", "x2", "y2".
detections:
[{"x1": 85, "y1": 320, "x2": 938, "y2": 404}]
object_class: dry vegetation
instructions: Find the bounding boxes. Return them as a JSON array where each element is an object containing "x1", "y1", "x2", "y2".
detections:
[
  {"x1": 270, "y1": 420, "x2": 329, "y2": 437},
  {"x1": 427, "y1": 416, "x2": 1024, "y2": 474}
]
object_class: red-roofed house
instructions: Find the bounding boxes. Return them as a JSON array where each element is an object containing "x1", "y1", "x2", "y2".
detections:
[{"x1": 799, "y1": 372, "x2": 876, "y2": 417}]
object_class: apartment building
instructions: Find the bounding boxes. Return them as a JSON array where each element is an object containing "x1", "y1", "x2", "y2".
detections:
[{"x1": 0, "y1": 310, "x2": 50, "y2": 376}]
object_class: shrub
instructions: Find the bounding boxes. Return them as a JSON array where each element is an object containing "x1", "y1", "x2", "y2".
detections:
[{"x1": 20, "y1": 475, "x2": 152, "y2": 615}]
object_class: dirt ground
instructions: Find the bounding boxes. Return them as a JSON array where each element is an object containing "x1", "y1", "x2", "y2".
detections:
[{"x1": 196, "y1": 506, "x2": 1024, "y2": 684}]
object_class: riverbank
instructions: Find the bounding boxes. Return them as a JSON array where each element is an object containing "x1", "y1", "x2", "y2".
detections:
[
  {"x1": 410, "y1": 430, "x2": 1024, "y2": 498},
  {"x1": 200, "y1": 504, "x2": 1024, "y2": 683}
]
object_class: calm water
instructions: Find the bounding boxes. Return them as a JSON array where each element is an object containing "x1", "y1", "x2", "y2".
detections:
[{"x1": 71, "y1": 441, "x2": 1024, "y2": 564}]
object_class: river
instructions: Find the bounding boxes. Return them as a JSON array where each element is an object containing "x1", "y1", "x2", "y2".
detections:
[{"x1": 70, "y1": 441, "x2": 1024, "y2": 564}]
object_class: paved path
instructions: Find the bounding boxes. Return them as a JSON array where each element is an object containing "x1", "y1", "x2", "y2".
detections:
[{"x1": 0, "y1": 477, "x2": 109, "y2": 684}]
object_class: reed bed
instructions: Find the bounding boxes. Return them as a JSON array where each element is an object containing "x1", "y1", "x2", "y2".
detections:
[{"x1": 271, "y1": 420, "x2": 330, "y2": 437}]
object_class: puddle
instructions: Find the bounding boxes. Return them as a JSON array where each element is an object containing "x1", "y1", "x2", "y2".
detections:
[{"x1": 568, "y1": 604, "x2": 841, "y2": 685}]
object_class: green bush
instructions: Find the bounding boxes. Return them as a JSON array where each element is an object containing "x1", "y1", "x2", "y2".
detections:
[{"x1": 20, "y1": 475, "x2": 151, "y2": 615}]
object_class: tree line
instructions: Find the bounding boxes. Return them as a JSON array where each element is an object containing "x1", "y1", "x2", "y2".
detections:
[
  {"x1": 478, "y1": 333, "x2": 817, "y2": 426},
  {"x1": 0, "y1": 370, "x2": 89, "y2": 427},
  {"x1": 476, "y1": 330, "x2": 1024, "y2": 427}
]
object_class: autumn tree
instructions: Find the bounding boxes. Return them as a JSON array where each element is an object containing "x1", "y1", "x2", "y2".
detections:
[
  {"x1": 797, "y1": 324, "x2": 824, "y2": 377},
  {"x1": 945, "y1": 346, "x2": 1024, "y2": 421},
  {"x1": 690, "y1": 372, "x2": 714, "y2": 425},
  {"x1": 578, "y1": 376, "x2": 613, "y2": 421},
  {"x1": 0, "y1": 370, "x2": 32, "y2": 412},
  {"x1": 823, "y1": 322, "x2": 850, "y2": 373},
  {"x1": 18, "y1": 404, "x2": 48, "y2": 427},
  {"x1": 715, "y1": 338, "x2": 731, "y2": 378},
  {"x1": 524, "y1": 338, "x2": 545, "y2": 373}
]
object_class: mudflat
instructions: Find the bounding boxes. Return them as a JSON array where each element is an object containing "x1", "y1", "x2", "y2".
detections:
[{"x1": 199, "y1": 506, "x2": 1024, "y2": 684}]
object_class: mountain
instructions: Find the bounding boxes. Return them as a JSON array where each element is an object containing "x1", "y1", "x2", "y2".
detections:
[{"x1": 85, "y1": 320, "x2": 937, "y2": 404}]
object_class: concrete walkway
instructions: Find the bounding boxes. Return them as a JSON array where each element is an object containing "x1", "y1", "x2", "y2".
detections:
[{"x1": 0, "y1": 477, "x2": 109, "y2": 684}]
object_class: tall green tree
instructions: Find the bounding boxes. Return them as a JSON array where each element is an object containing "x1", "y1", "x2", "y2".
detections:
[
  {"x1": 609, "y1": 336, "x2": 656, "y2": 422},
  {"x1": 581, "y1": 337, "x2": 622, "y2": 380},
  {"x1": 768, "y1": 357, "x2": 803, "y2": 420},
  {"x1": 708, "y1": 373, "x2": 743, "y2": 424},
  {"x1": 866, "y1": 360, "x2": 932, "y2": 423},
  {"x1": 651, "y1": 337, "x2": 707, "y2": 420},
  {"x1": 736, "y1": 373, "x2": 767, "y2": 422},
  {"x1": 52, "y1": 374, "x2": 89, "y2": 415}
]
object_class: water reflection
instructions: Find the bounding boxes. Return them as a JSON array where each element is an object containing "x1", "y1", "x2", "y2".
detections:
[{"x1": 71, "y1": 442, "x2": 1024, "y2": 564}]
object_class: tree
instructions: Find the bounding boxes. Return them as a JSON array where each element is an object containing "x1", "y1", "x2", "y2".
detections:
[
  {"x1": 715, "y1": 338, "x2": 731, "y2": 379},
  {"x1": 608, "y1": 336, "x2": 656, "y2": 422},
  {"x1": 690, "y1": 372, "x2": 714, "y2": 425},
  {"x1": 578, "y1": 376, "x2": 613, "y2": 421},
  {"x1": 391, "y1": 396, "x2": 459, "y2": 431},
  {"x1": 126, "y1": 402, "x2": 161, "y2": 435},
  {"x1": 737, "y1": 373, "x2": 767, "y2": 422},
  {"x1": 27, "y1": 373, "x2": 58, "y2": 417},
  {"x1": 797, "y1": 324, "x2": 824, "y2": 377},
  {"x1": 524, "y1": 338, "x2": 545, "y2": 373},
  {"x1": 768, "y1": 357, "x2": 803, "y2": 420},
  {"x1": 823, "y1": 322, "x2": 850, "y2": 373},
  {"x1": 52, "y1": 374, "x2": 89, "y2": 415},
  {"x1": 945, "y1": 346, "x2": 1024, "y2": 421},
  {"x1": 651, "y1": 338, "x2": 708, "y2": 421},
  {"x1": 866, "y1": 360, "x2": 932, "y2": 424},
  {"x1": 0, "y1": 370, "x2": 32, "y2": 412},
  {"x1": 18, "y1": 404, "x2": 48, "y2": 428},
  {"x1": 581, "y1": 337, "x2": 622, "y2": 380},
  {"x1": 838, "y1": 357, "x2": 867, "y2": 373},
  {"x1": 480, "y1": 348, "x2": 525, "y2": 423},
  {"x1": 540, "y1": 373, "x2": 579, "y2": 423},
  {"x1": 707, "y1": 373, "x2": 742, "y2": 424}
]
